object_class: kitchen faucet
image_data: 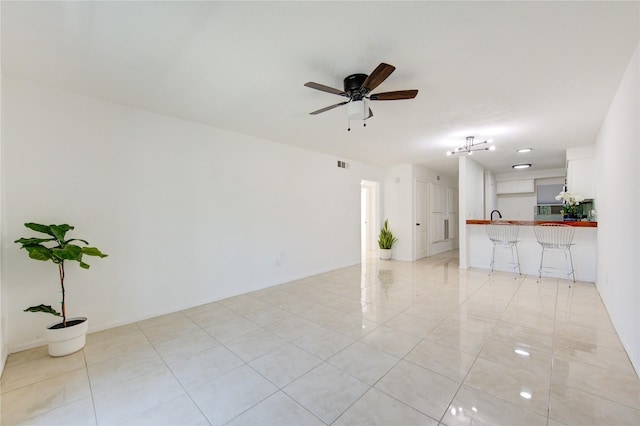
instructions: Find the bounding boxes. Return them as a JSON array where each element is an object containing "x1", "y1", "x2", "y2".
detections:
[{"x1": 490, "y1": 210, "x2": 502, "y2": 220}]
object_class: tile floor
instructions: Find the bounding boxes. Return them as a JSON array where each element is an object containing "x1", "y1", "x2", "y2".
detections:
[{"x1": 2, "y1": 250, "x2": 639, "y2": 425}]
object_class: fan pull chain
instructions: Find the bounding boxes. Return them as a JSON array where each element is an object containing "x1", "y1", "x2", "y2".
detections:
[{"x1": 363, "y1": 101, "x2": 367, "y2": 127}]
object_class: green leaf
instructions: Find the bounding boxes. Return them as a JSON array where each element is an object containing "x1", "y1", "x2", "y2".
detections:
[
  {"x1": 24, "y1": 245, "x2": 54, "y2": 261},
  {"x1": 17, "y1": 223, "x2": 107, "y2": 268},
  {"x1": 24, "y1": 304, "x2": 61, "y2": 316},
  {"x1": 15, "y1": 237, "x2": 56, "y2": 246},
  {"x1": 377, "y1": 219, "x2": 398, "y2": 249},
  {"x1": 24, "y1": 223, "x2": 55, "y2": 236},
  {"x1": 82, "y1": 247, "x2": 108, "y2": 258},
  {"x1": 49, "y1": 224, "x2": 74, "y2": 241},
  {"x1": 51, "y1": 244, "x2": 82, "y2": 261}
]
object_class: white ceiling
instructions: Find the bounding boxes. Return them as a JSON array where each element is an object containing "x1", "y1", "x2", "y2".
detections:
[{"x1": 2, "y1": 1, "x2": 639, "y2": 176}]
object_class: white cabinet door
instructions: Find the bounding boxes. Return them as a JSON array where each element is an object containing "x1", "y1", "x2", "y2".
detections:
[
  {"x1": 447, "y1": 187, "x2": 458, "y2": 239},
  {"x1": 429, "y1": 184, "x2": 458, "y2": 243},
  {"x1": 567, "y1": 158, "x2": 595, "y2": 199},
  {"x1": 430, "y1": 183, "x2": 446, "y2": 213},
  {"x1": 430, "y1": 212, "x2": 446, "y2": 243}
]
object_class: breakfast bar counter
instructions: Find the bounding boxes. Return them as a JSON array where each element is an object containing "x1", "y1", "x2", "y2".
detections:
[
  {"x1": 465, "y1": 220, "x2": 597, "y2": 282},
  {"x1": 466, "y1": 219, "x2": 597, "y2": 228}
]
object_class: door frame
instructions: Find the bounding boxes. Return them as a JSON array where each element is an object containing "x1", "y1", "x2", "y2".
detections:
[{"x1": 414, "y1": 179, "x2": 429, "y2": 260}]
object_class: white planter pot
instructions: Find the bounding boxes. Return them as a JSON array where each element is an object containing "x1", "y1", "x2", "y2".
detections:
[
  {"x1": 379, "y1": 248, "x2": 392, "y2": 260},
  {"x1": 45, "y1": 317, "x2": 88, "y2": 357}
]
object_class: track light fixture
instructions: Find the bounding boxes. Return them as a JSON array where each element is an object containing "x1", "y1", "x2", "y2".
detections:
[{"x1": 446, "y1": 136, "x2": 495, "y2": 155}]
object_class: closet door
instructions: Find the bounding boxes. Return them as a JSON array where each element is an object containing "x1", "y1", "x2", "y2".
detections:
[
  {"x1": 430, "y1": 183, "x2": 447, "y2": 243},
  {"x1": 447, "y1": 187, "x2": 459, "y2": 240}
]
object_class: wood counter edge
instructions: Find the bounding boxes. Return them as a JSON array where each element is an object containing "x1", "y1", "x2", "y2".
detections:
[{"x1": 466, "y1": 220, "x2": 597, "y2": 228}]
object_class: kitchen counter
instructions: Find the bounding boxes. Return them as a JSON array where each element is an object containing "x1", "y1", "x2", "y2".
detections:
[
  {"x1": 466, "y1": 219, "x2": 597, "y2": 228},
  {"x1": 465, "y1": 220, "x2": 597, "y2": 281}
]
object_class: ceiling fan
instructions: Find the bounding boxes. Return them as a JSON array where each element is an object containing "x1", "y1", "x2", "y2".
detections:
[{"x1": 304, "y1": 63, "x2": 418, "y2": 129}]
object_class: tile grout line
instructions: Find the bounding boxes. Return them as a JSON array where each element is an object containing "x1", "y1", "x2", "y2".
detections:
[
  {"x1": 546, "y1": 277, "x2": 561, "y2": 426},
  {"x1": 435, "y1": 272, "x2": 525, "y2": 424},
  {"x1": 82, "y1": 339, "x2": 100, "y2": 426}
]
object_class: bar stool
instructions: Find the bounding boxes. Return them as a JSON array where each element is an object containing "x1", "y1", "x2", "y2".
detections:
[
  {"x1": 533, "y1": 223, "x2": 576, "y2": 285},
  {"x1": 486, "y1": 222, "x2": 521, "y2": 276}
]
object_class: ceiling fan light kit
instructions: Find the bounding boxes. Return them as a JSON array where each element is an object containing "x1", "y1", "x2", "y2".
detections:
[
  {"x1": 446, "y1": 136, "x2": 495, "y2": 156},
  {"x1": 347, "y1": 99, "x2": 369, "y2": 120},
  {"x1": 304, "y1": 63, "x2": 418, "y2": 130}
]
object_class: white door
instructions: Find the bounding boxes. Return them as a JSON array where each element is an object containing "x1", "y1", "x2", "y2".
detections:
[
  {"x1": 361, "y1": 180, "x2": 379, "y2": 255},
  {"x1": 447, "y1": 187, "x2": 459, "y2": 240},
  {"x1": 415, "y1": 180, "x2": 428, "y2": 259},
  {"x1": 430, "y1": 182, "x2": 447, "y2": 243}
]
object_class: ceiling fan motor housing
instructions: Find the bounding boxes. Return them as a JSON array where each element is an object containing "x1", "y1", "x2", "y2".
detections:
[{"x1": 344, "y1": 73, "x2": 368, "y2": 99}]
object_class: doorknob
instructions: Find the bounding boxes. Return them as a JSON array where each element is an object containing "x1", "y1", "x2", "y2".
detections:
[{"x1": 416, "y1": 223, "x2": 420, "y2": 226}]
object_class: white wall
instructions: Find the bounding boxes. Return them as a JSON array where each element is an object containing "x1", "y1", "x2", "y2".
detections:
[
  {"x1": 594, "y1": 43, "x2": 640, "y2": 376},
  {"x1": 1, "y1": 77, "x2": 386, "y2": 351},
  {"x1": 458, "y1": 156, "x2": 484, "y2": 269},
  {"x1": 413, "y1": 165, "x2": 456, "y2": 188},
  {"x1": 484, "y1": 171, "x2": 497, "y2": 220},
  {"x1": 496, "y1": 194, "x2": 536, "y2": 220},
  {"x1": 0, "y1": 26, "x2": 6, "y2": 374}
]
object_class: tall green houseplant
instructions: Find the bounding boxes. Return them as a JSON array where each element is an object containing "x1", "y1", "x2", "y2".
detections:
[
  {"x1": 377, "y1": 219, "x2": 398, "y2": 249},
  {"x1": 15, "y1": 223, "x2": 108, "y2": 327}
]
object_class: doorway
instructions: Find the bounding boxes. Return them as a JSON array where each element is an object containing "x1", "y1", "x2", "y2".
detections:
[
  {"x1": 415, "y1": 179, "x2": 429, "y2": 259},
  {"x1": 360, "y1": 180, "x2": 380, "y2": 258}
]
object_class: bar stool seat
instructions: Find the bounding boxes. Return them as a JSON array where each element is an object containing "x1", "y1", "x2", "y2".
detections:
[
  {"x1": 486, "y1": 222, "x2": 521, "y2": 276},
  {"x1": 534, "y1": 223, "x2": 576, "y2": 285}
]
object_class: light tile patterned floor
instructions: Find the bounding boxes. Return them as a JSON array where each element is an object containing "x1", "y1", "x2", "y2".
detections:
[{"x1": 2, "y1": 250, "x2": 639, "y2": 425}]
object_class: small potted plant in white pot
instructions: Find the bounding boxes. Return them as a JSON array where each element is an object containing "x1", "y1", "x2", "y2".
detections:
[
  {"x1": 15, "y1": 223, "x2": 108, "y2": 356},
  {"x1": 377, "y1": 219, "x2": 397, "y2": 260}
]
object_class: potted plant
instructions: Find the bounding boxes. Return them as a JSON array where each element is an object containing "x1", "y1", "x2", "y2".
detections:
[
  {"x1": 377, "y1": 219, "x2": 398, "y2": 260},
  {"x1": 555, "y1": 191, "x2": 584, "y2": 221},
  {"x1": 15, "y1": 223, "x2": 108, "y2": 356}
]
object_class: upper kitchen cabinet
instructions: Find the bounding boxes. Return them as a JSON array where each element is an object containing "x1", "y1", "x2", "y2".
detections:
[
  {"x1": 566, "y1": 147, "x2": 595, "y2": 199},
  {"x1": 496, "y1": 179, "x2": 535, "y2": 194}
]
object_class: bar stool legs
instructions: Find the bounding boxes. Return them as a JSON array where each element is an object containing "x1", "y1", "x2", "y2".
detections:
[
  {"x1": 534, "y1": 224, "x2": 576, "y2": 286},
  {"x1": 490, "y1": 241, "x2": 521, "y2": 276},
  {"x1": 487, "y1": 223, "x2": 521, "y2": 278}
]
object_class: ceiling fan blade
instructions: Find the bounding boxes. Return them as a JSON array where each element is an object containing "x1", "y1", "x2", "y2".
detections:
[
  {"x1": 304, "y1": 82, "x2": 348, "y2": 97},
  {"x1": 309, "y1": 101, "x2": 349, "y2": 115},
  {"x1": 361, "y1": 63, "x2": 395, "y2": 93},
  {"x1": 369, "y1": 90, "x2": 418, "y2": 101}
]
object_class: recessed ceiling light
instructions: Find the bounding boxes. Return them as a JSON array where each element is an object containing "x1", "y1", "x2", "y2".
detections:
[
  {"x1": 517, "y1": 148, "x2": 532, "y2": 153},
  {"x1": 512, "y1": 163, "x2": 532, "y2": 169},
  {"x1": 520, "y1": 391, "x2": 533, "y2": 400}
]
